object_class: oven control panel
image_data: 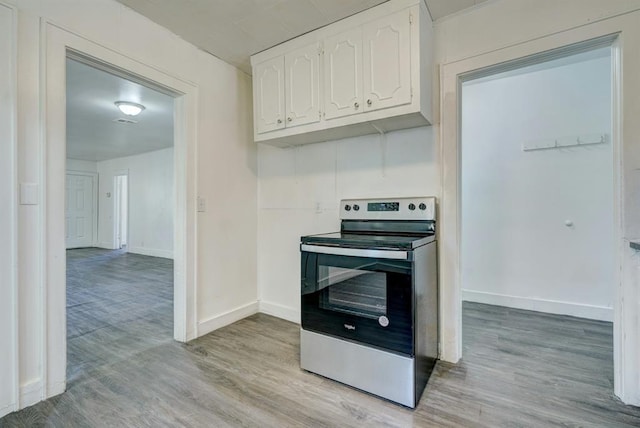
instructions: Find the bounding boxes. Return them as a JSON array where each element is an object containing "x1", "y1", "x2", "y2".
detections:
[{"x1": 340, "y1": 197, "x2": 436, "y2": 221}]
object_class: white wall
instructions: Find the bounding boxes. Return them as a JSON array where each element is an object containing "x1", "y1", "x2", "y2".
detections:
[
  {"x1": 255, "y1": 0, "x2": 640, "y2": 327},
  {"x1": 97, "y1": 148, "x2": 174, "y2": 258},
  {"x1": 10, "y1": 0, "x2": 256, "y2": 411},
  {"x1": 434, "y1": 0, "x2": 640, "y2": 64},
  {"x1": 461, "y1": 52, "x2": 614, "y2": 321},
  {"x1": 66, "y1": 158, "x2": 97, "y2": 173},
  {"x1": 257, "y1": 126, "x2": 439, "y2": 321},
  {"x1": 0, "y1": 3, "x2": 17, "y2": 418}
]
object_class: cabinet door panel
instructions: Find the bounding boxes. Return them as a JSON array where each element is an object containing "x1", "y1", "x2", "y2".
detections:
[
  {"x1": 324, "y1": 28, "x2": 363, "y2": 120},
  {"x1": 285, "y1": 43, "x2": 320, "y2": 127},
  {"x1": 255, "y1": 57, "x2": 285, "y2": 134},
  {"x1": 363, "y1": 10, "x2": 411, "y2": 112}
]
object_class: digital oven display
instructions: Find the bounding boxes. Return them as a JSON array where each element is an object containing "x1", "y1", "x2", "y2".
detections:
[{"x1": 368, "y1": 202, "x2": 399, "y2": 212}]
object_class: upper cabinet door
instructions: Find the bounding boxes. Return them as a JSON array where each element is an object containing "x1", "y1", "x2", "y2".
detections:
[
  {"x1": 285, "y1": 43, "x2": 321, "y2": 128},
  {"x1": 254, "y1": 56, "x2": 285, "y2": 134},
  {"x1": 363, "y1": 10, "x2": 412, "y2": 112},
  {"x1": 324, "y1": 28, "x2": 363, "y2": 120}
]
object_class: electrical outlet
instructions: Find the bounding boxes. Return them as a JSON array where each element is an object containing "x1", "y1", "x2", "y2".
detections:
[
  {"x1": 315, "y1": 202, "x2": 322, "y2": 214},
  {"x1": 197, "y1": 197, "x2": 206, "y2": 212}
]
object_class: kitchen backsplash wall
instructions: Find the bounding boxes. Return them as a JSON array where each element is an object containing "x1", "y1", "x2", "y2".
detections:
[{"x1": 257, "y1": 126, "x2": 439, "y2": 321}]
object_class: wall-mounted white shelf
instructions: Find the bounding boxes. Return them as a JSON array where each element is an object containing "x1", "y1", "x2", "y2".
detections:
[{"x1": 522, "y1": 133, "x2": 608, "y2": 152}]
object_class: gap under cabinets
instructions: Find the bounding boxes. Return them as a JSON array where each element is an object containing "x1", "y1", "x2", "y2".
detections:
[{"x1": 251, "y1": 0, "x2": 433, "y2": 148}]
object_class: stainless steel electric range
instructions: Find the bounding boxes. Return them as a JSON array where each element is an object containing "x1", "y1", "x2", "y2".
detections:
[{"x1": 300, "y1": 197, "x2": 438, "y2": 408}]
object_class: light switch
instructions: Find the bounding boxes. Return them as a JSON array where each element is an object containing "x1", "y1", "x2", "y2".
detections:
[{"x1": 20, "y1": 183, "x2": 39, "y2": 205}]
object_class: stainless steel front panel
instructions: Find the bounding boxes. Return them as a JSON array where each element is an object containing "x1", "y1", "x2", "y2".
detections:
[
  {"x1": 300, "y1": 244, "x2": 409, "y2": 260},
  {"x1": 341, "y1": 197, "x2": 436, "y2": 221},
  {"x1": 300, "y1": 329, "x2": 416, "y2": 408}
]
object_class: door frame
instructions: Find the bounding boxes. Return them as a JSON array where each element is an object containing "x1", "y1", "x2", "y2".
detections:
[
  {"x1": 113, "y1": 171, "x2": 129, "y2": 250},
  {"x1": 0, "y1": 1, "x2": 18, "y2": 417},
  {"x1": 65, "y1": 170, "x2": 98, "y2": 249},
  {"x1": 43, "y1": 23, "x2": 198, "y2": 398},
  {"x1": 439, "y1": 13, "x2": 640, "y2": 405}
]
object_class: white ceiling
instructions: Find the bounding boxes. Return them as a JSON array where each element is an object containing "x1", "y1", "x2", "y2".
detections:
[
  {"x1": 115, "y1": 0, "x2": 489, "y2": 75},
  {"x1": 66, "y1": 58, "x2": 174, "y2": 162},
  {"x1": 426, "y1": 0, "x2": 489, "y2": 22}
]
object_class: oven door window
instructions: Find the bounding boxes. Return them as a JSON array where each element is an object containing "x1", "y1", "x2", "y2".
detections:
[
  {"x1": 301, "y1": 252, "x2": 413, "y2": 355},
  {"x1": 318, "y1": 266, "x2": 387, "y2": 319}
]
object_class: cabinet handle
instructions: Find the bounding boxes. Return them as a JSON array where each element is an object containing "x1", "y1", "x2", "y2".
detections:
[
  {"x1": 367, "y1": 99, "x2": 372, "y2": 106},
  {"x1": 277, "y1": 119, "x2": 282, "y2": 124},
  {"x1": 287, "y1": 117, "x2": 292, "y2": 122},
  {"x1": 354, "y1": 102, "x2": 359, "y2": 109}
]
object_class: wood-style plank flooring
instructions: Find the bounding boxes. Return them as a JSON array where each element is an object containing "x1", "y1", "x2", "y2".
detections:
[
  {"x1": 65, "y1": 248, "x2": 174, "y2": 385},
  {"x1": 2, "y1": 248, "x2": 639, "y2": 427}
]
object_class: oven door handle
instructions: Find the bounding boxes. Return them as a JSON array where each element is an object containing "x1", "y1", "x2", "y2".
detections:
[{"x1": 300, "y1": 244, "x2": 408, "y2": 260}]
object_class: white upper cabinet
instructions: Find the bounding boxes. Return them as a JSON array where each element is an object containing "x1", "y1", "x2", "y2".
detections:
[
  {"x1": 285, "y1": 43, "x2": 321, "y2": 128},
  {"x1": 363, "y1": 9, "x2": 412, "y2": 112},
  {"x1": 254, "y1": 56, "x2": 285, "y2": 134},
  {"x1": 324, "y1": 28, "x2": 363, "y2": 120},
  {"x1": 251, "y1": 0, "x2": 433, "y2": 147}
]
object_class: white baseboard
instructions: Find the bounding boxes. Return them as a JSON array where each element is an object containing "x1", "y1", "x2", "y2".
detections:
[
  {"x1": 259, "y1": 300, "x2": 300, "y2": 324},
  {"x1": 47, "y1": 380, "x2": 66, "y2": 399},
  {"x1": 462, "y1": 290, "x2": 614, "y2": 322},
  {"x1": 20, "y1": 379, "x2": 42, "y2": 409},
  {"x1": 127, "y1": 246, "x2": 173, "y2": 259},
  {"x1": 197, "y1": 301, "x2": 259, "y2": 337},
  {"x1": 0, "y1": 402, "x2": 16, "y2": 419}
]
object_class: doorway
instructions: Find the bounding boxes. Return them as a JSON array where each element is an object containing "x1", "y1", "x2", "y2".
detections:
[
  {"x1": 455, "y1": 42, "x2": 617, "y2": 416},
  {"x1": 438, "y1": 22, "x2": 640, "y2": 404},
  {"x1": 64, "y1": 55, "x2": 177, "y2": 384},
  {"x1": 460, "y1": 46, "x2": 614, "y2": 320},
  {"x1": 114, "y1": 174, "x2": 128, "y2": 250},
  {"x1": 43, "y1": 23, "x2": 197, "y2": 400}
]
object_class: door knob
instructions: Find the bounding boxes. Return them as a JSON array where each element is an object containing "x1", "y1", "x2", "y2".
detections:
[
  {"x1": 367, "y1": 99, "x2": 372, "y2": 106},
  {"x1": 287, "y1": 117, "x2": 292, "y2": 122},
  {"x1": 354, "y1": 102, "x2": 359, "y2": 109},
  {"x1": 277, "y1": 119, "x2": 282, "y2": 124}
]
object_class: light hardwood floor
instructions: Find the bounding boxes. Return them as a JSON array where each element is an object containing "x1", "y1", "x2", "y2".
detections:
[{"x1": 1, "y1": 248, "x2": 639, "y2": 427}]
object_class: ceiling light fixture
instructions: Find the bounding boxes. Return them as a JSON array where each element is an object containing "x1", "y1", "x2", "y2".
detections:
[{"x1": 115, "y1": 101, "x2": 145, "y2": 116}]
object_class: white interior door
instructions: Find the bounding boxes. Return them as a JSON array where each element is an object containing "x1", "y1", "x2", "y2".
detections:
[{"x1": 65, "y1": 173, "x2": 95, "y2": 248}]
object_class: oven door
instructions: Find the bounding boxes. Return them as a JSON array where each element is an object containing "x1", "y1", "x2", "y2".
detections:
[{"x1": 301, "y1": 246, "x2": 413, "y2": 356}]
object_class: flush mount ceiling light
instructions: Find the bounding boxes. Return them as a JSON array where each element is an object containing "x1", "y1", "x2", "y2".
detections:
[{"x1": 115, "y1": 101, "x2": 145, "y2": 116}]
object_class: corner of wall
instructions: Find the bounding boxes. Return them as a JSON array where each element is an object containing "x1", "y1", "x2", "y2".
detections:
[
  {"x1": 197, "y1": 301, "x2": 259, "y2": 336},
  {"x1": 258, "y1": 301, "x2": 299, "y2": 324}
]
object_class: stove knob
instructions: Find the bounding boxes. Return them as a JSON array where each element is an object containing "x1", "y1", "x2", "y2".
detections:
[
  {"x1": 419, "y1": 203, "x2": 427, "y2": 210},
  {"x1": 353, "y1": 204, "x2": 360, "y2": 211},
  {"x1": 408, "y1": 203, "x2": 416, "y2": 211},
  {"x1": 345, "y1": 204, "x2": 351, "y2": 211}
]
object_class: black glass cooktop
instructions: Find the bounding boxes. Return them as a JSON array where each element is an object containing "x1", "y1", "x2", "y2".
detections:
[{"x1": 301, "y1": 232, "x2": 435, "y2": 250}]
